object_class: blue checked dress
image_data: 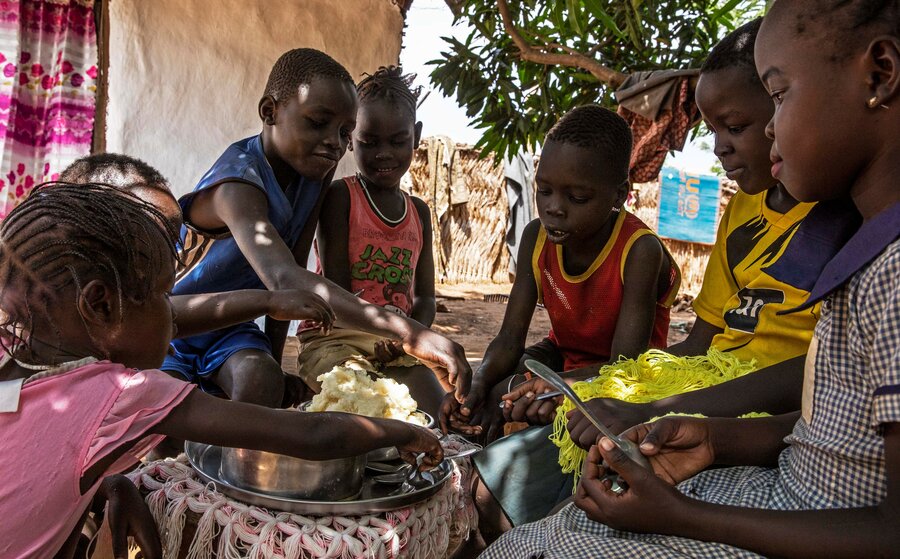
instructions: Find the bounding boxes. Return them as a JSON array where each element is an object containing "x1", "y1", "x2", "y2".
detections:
[{"x1": 483, "y1": 238, "x2": 900, "y2": 559}]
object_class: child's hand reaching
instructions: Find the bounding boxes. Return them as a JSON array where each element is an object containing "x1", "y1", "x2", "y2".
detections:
[
  {"x1": 439, "y1": 392, "x2": 483, "y2": 436},
  {"x1": 396, "y1": 423, "x2": 445, "y2": 469},
  {"x1": 401, "y1": 328, "x2": 472, "y2": 401},
  {"x1": 266, "y1": 290, "x2": 335, "y2": 333},
  {"x1": 500, "y1": 378, "x2": 563, "y2": 425},
  {"x1": 566, "y1": 399, "x2": 652, "y2": 449},
  {"x1": 373, "y1": 338, "x2": 406, "y2": 364},
  {"x1": 99, "y1": 474, "x2": 161, "y2": 559}
]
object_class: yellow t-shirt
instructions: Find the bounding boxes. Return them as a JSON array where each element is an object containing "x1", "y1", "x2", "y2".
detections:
[{"x1": 693, "y1": 190, "x2": 819, "y2": 369}]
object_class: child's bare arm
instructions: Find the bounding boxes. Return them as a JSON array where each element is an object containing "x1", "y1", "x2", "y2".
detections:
[
  {"x1": 171, "y1": 290, "x2": 334, "y2": 339},
  {"x1": 409, "y1": 197, "x2": 436, "y2": 327},
  {"x1": 317, "y1": 180, "x2": 353, "y2": 292},
  {"x1": 153, "y1": 390, "x2": 443, "y2": 467},
  {"x1": 464, "y1": 220, "x2": 543, "y2": 411},
  {"x1": 608, "y1": 234, "x2": 666, "y2": 360},
  {"x1": 666, "y1": 317, "x2": 723, "y2": 356},
  {"x1": 566, "y1": 355, "x2": 805, "y2": 445},
  {"x1": 190, "y1": 182, "x2": 472, "y2": 398},
  {"x1": 579, "y1": 420, "x2": 900, "y2": 558}
]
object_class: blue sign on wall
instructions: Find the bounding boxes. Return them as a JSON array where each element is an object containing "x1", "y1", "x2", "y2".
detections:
[{"x1": 657, "y1": 167, "x2": 720, "y2": 244}]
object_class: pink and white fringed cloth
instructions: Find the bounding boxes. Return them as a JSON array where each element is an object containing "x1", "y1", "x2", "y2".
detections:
[{"x1": 127, "y1": 454, "x2": 478, "y2": 559}]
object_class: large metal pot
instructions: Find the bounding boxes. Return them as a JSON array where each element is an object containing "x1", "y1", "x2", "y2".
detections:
[{"x1": 218, "y1": 447, "x2": 365, "y2": 501}]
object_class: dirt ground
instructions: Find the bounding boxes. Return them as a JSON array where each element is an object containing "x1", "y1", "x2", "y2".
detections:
[{"x1": 283, "y1": 282, "x2": 696, "y2": 372}]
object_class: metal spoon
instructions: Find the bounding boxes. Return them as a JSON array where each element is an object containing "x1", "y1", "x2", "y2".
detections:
[
  {"x1": 389, "y1": 453, "x2": 425, "y2": 495},
  {"x1": 373, "y1": 468, "x2": 412, "y2": 484},
  {"x1": 523, "y1": 359, "x2": 652, "y2": 472}
]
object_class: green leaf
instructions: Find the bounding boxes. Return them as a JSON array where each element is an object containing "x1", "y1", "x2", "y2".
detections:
[
  {"x1": 712, "y1": 0, "x2": 745, "y2": 21},
  {"x1": 583, "y1": 0, "x2": 625, "y2": 38},
  {"x1": 566, "y1": 0, "x2": 583, "y2": 35}
]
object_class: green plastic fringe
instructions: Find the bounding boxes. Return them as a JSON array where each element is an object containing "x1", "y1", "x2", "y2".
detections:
[{"x1": 549, "y1": 348, "x2": 763, "y2": 485}]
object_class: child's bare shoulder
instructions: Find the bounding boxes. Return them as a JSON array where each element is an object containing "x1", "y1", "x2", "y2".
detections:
[{"x1": 321, "y1": 179, "x2": 351, "y2": 208}]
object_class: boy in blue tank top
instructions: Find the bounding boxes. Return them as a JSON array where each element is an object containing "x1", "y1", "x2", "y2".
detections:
[{"x1": 164, "y1": 48, "x2": 471, "y2": 407}]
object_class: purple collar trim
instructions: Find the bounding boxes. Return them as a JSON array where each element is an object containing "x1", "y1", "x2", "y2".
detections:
[{"x1": 791, "y1": 201, "x2": 900, "y2": 312}]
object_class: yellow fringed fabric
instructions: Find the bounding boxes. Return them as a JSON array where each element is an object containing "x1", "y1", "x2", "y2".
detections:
[{"x1": 550, "y1": 348, "x2": 760, "y2": 484}]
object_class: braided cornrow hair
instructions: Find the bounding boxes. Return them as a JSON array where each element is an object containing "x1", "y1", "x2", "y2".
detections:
[
  {"x1": 0, "y1": 182, "x2": 178, "y2": 358},
  {"x1": 356, "y1": 66, "x2": 422, "y2": 118}
]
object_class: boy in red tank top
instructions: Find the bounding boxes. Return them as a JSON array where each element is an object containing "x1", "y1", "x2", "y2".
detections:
[
  {"x1": 296, "y1": 67, "x2": 447, "y2": 416},
  {"x1": 441, "y1": 105, "x2": 680, "y2": 440}
]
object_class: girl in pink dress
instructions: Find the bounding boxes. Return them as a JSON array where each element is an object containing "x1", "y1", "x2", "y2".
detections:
[{"x1": 0, "y1": 182, "x2": 442, "y2": 559}]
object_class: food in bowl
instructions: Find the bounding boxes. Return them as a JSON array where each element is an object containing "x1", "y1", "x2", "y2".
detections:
[{"x1": 307, "y1": 360, "x2": 429, "y2": 426}]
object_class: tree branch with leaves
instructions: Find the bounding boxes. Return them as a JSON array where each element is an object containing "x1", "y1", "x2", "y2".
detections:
[{"x1": 429, "y1": 0, "x2": 765, "y2": 161}]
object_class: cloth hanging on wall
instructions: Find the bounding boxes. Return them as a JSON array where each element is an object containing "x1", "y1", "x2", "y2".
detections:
[
  {"x1": 504, "y1": 150, "x2": 534, "y2": 277},
  {"x1": 615, "y1": 69, "x2": 701, "y2": 184},
  {"x1": 0, "y1": 0, "x2": 97, "y2": 218}
]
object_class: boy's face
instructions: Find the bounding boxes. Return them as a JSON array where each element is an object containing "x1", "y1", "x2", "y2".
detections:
[
  {"x1": 696, "y1": 67, "x2": 777, "y2": 196},
  {"x1": 352, "y1": 98, "x2": 421, "y2": 189},
  {"x1": 756, "y1": 2, "x2": 868, "y2": 203},
  {"x1": 535, "y1": 140, "x2": 625, "y2": 246},
  {"x1": 267, "y1": 77, "x2": 358, "y2": 181}
]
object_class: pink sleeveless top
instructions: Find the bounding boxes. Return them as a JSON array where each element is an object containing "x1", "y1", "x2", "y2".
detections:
[{"x1": 343, "y1": 176, "x2": 424, "y2": 317}]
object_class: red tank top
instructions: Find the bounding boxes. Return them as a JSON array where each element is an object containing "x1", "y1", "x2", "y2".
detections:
[
  {"x1": 344, "y1": 175, "x2": 423, "y2": 317},
  {"x1": 532, "y1": 211, "x2": 680, "y2": 370}
]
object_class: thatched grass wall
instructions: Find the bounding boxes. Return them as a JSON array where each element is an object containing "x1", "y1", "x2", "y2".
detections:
[
  {"x1": 407, "y1": 138, "x2": 735, "y2": 296},
  {"x1": 408, "y1": 142, "x2": 510, "y2": 284}
]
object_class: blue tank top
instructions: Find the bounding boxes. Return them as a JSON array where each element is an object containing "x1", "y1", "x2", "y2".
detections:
[{"x1": 174, "y1": 135, "x2": 323, "y2": 295}]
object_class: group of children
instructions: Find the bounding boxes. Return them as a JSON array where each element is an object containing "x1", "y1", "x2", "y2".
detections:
[{"x1": 0, "y1": 0, "x2": 898, "y2": 557}]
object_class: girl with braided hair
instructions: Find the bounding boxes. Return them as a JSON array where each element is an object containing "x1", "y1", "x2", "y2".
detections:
[
  {"x1": 299, "y1": 66, "x2": 446, "y2": 416},
  {"x1": 0, "y1": 183, "x2": 442, "y2": 558}
]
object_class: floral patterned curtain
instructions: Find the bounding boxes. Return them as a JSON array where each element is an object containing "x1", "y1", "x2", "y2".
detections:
[{"x1": 0, "y1": 0, "x2": 97, "y2": 218}]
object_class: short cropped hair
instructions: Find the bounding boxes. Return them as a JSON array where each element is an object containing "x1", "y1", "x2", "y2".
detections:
[
  {"x1": 263, "y1": 48, "x2": 354, "y2": 104},
  {"x1": 59, "y1": 153, "x2": 168, "y2": 188},
  {"x1": 59, "y1": 153, "x2": 181, "y2": 234},
  {"x1": 789, "y1": 0, "x2": 899, "y2": 59},
  {"x1": 702, "y1": 18, "x2": 763, "y2": 86},
  {"x1": 545, "y1": 105, "x2": 633, "y2": 185}
]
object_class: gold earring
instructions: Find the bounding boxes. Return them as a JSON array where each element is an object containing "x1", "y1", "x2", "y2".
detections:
[{"x1": 867, "y1": 96, "x2": 880, "y2": 109}]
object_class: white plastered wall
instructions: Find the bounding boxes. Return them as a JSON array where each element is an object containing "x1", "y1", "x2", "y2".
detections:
[{"x1": 105, "y1": 0, "x2": 405, "y2": 196}]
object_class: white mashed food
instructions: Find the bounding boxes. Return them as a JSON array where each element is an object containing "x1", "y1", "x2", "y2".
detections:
[{"x1": 308, "y1": 361, "x2": 429, "y2": 426}]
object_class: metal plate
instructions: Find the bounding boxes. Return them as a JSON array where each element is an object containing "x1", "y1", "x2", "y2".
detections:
[{"x1": 184, "y1": 441, "x2": 452, "y2": 515}]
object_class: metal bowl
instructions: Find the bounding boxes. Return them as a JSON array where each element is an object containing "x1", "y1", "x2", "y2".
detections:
[{"x1": 218, "y1": 446, "x2": 365, "y2": 501}]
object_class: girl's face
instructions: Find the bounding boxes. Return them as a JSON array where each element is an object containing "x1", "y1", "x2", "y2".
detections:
[
  {"x1": 352, "y1": 98, "x2": 421, "y2": 189},
  {"x1": 534, "y1": 140, "x2": 626, "y2": 246},
  {"x1": 265, "y1": 77, "x2": 358, "y2": 181},
  {"x1": 696, "y1": 67, "x2": 777, "y2": 196},
  {"x1": 755, "y1": 4, "x2": 870, "y2": 203},
  {"x1": 106, "y1": 256, "x2": 177, "y2": 370}
]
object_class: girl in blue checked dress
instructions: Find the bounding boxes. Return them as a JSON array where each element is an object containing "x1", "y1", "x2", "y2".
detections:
[{"x1": 483, "y1": 1, "x2": 900, "y2": 557}]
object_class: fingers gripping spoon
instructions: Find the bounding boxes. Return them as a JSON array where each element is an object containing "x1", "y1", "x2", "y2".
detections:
[{"x1": 523, "y1": 359, "x2": 652, "y2": 490}]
